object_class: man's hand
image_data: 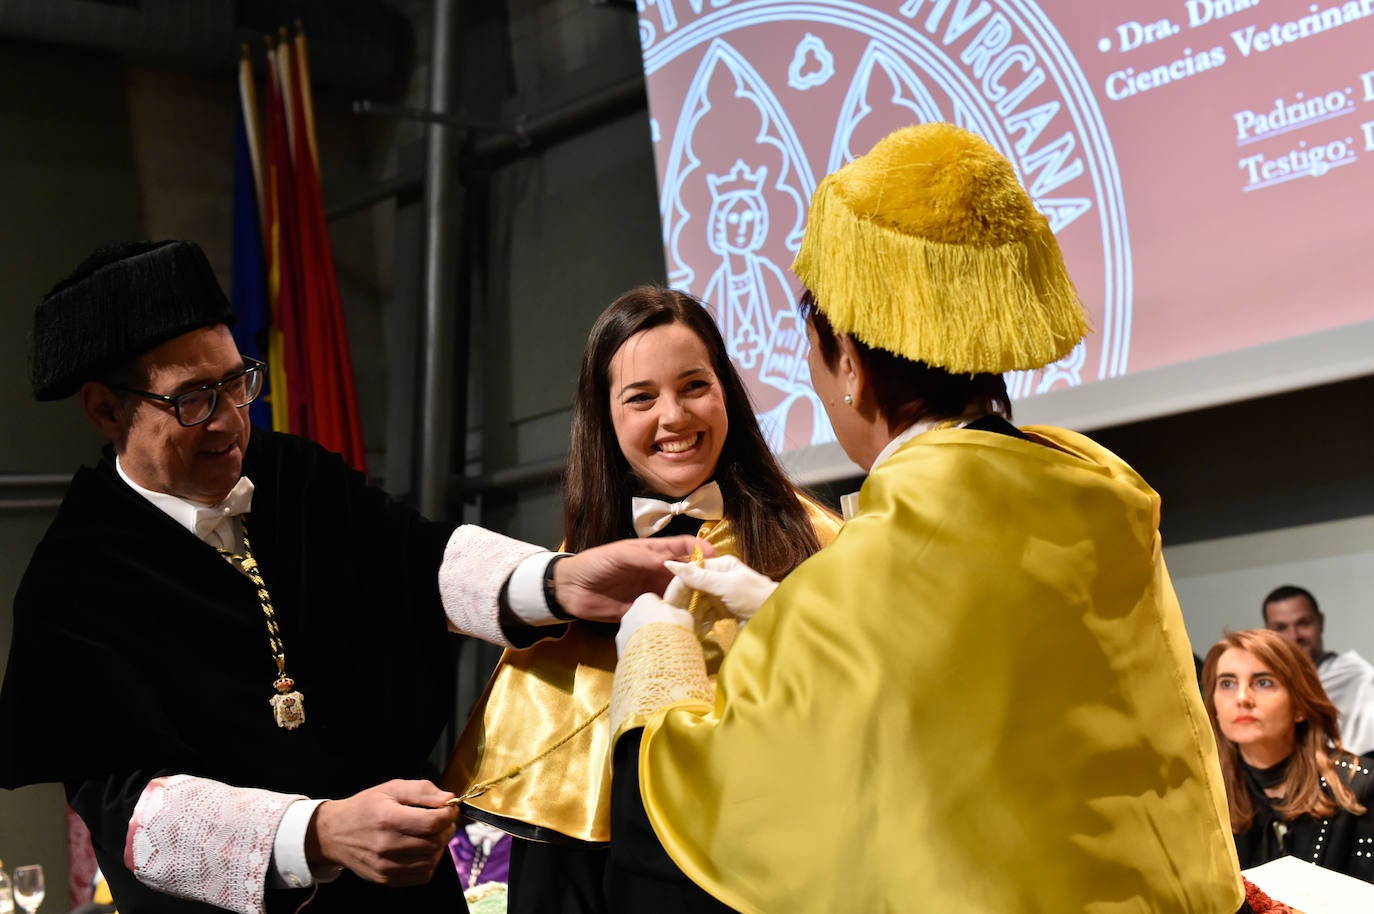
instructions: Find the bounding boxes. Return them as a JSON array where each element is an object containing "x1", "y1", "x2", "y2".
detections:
[
  {"x1": 306, "y1": 780, "x2": 459, "y2": 885},
  {"x1": 554, "y1": 536, "x2": 713, "y2": 623}
]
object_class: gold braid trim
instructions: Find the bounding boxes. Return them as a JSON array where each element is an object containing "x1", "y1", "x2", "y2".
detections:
[
  {"x1": 611, "y1": 621, "x2": 712, "y2": 741},
  {"x1": 441, "y1": 498, "x2": 838, "y2": 842}
]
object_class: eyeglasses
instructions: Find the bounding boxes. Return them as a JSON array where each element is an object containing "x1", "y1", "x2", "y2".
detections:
[{"x1": 112, "y1": 357, "x2": 265, "y2": 427}]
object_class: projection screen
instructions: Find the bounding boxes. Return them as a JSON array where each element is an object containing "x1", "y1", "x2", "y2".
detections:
[{"x1": 633, "y1": 0, "x2": 1374, "y2": 481}]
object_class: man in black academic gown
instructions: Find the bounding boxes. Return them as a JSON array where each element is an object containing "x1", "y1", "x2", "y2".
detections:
[{"x1": 0, "y1": 240, "x2": 701, "y2": 914}]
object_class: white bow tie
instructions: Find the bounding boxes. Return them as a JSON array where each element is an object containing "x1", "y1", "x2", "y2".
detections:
[
  {"x1": 193, "y1": 476, "x2": 255, "y2": 546},
  {"x1": 631, "y1": 481, "x2": 724, "y2": 538}
]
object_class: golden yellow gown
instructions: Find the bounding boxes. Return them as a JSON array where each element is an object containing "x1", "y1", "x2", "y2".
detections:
[
  {"x1": 443, "y1": 494, "x2": 841, "y2": 843},
  {"x1": 615, "y1": 425, "x2": 1245, "y2": 913}
]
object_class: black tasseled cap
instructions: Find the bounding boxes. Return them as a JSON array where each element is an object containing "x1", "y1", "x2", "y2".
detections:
[{"x1": 30, "y1": 240, "x2": 236, "y2": 400}]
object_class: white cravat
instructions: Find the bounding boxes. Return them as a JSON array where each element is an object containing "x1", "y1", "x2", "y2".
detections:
[
  {"x1": 191, "y1": 476, "x2": 255, "y2": 551},
  {"x1": 631, "y1": 481, "x2": 724, "y2": 538},
  {"x1": 117, "y1": 458, "x2": 255, "y2": 553}
]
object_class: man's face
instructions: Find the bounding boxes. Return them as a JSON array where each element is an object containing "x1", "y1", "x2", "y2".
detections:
[
  {"x1": 1263, "y1": 595, "x2": 1325, "y2": 664},
  {"x1": 116, "y1": 324, "x2": 252, "y2": 505}
]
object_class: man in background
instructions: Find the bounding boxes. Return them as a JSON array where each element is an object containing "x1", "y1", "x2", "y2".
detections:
[{"x1": 1263, "y1": 584, "x2": 1374, "y2": 754}]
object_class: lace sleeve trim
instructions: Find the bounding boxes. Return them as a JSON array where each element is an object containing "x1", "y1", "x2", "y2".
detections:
[
  {"x1": 124, "y1": 774, "x2": 303, "y2": 914},
  {"x1": 439, "y1": 525, "x2": 545, "y2": 647},
  {"x1": 611, "y1": 622, "x2": 712, "y2": 739}
]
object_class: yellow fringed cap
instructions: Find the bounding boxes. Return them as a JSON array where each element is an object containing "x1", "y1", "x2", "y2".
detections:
[{"x1": 792, "y1": 123, "x2": 1089, "y2": 373}]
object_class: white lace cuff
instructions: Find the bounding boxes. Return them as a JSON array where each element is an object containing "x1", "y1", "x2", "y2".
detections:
[
  {"x1": 439, "y1": 525, "x2": 545, "y2": 647},
  {"x1": 610, "y1": 622, "x2": 712, "y2": 739},
  {"x1": 124, "y1": 774, "x2": 303, "y2": 914}
]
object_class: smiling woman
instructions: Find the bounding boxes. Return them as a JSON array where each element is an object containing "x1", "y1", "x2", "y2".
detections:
[
  {"x1": 607, "y1": 322, "x2": 728, "y2": 500},
  {"x1": 443, "y1": 285, "x2": 841, "y2": 914},
  {"x1": 1202, "y1": 629, "x2": 1374, "y2": 882}
]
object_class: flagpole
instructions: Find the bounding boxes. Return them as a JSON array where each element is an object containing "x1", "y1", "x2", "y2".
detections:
[
  {"x1": 275, "y1": 27, "x2": 296, "y2": 159},
  {"x1": 293, "y1": 21, "x2": 320, "y2": 173},
  {"x1": 263, "y1": 34, "x2": 293, "y2": 434},
  {"x1": 238, "y1": 45, "x2": 267, "y2": 246},
  {"x1": 231, "y1": 51, "x2": 273, "y2": 430}
]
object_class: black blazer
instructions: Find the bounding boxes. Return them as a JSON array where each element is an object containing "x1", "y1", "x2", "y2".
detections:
[{"x1": 1234, "y1": 753, "x2": 1374, "y2": 884}]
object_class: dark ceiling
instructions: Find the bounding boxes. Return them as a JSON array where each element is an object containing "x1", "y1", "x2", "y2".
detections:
[{"x1": 0, "y1": 0, "x2": 418, "y2": 97}]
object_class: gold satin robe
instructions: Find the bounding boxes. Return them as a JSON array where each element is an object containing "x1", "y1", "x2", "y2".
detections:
[
  {"x1": 617, "y1": 426, "x2": 1245, "y2": 913},
  {"x1": 442, "y1": 493, "x2": 841, "y2": 843}
]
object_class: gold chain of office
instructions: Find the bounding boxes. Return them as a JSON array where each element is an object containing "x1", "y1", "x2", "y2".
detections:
[{"x1": 218, "y1": 521, "x2": 305, "y2": 729}]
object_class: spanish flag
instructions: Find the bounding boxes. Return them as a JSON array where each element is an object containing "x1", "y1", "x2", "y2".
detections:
[{"x1": 232, "y1": 27, "x2": 367, "y2": 473}]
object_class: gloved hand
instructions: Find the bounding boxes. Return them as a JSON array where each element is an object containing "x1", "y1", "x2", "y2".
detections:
[
  {"x1": 663, "y1": 555, "x2": 778, "y2": 624},
  {"x1": 615, "y1": 592, "x2": 694, "y2": 656}
]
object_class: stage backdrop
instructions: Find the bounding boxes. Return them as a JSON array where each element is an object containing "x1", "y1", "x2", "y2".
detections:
[{"x1": 634, "y1": 0, "x2": 1374, "y2": 476}]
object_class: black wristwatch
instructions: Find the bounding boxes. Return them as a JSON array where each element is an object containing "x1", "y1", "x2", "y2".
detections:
[{"x1": 542, "y1": 553, "x2": 574, "y2": 621}]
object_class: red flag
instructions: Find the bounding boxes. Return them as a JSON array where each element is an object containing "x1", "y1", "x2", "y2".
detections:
[
  {"x1": 243, "y1": 29, "x2": 366, "y2": 472},
  {"x1": 262, "y1": 38, "x2": 306, "y2": 437},
  {"x1": 286, "y1": 28, "x2": 366, "y2": 471}
]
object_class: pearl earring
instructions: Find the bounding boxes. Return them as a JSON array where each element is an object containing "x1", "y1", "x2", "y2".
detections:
[{"x1": 843, "y1": 393, "x2": 854, "y2": 406}]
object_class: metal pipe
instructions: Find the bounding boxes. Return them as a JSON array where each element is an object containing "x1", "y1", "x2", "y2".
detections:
[
  {"x1": 324, "y1": 166, "x2": 423, "y2": 221},
  {"x1": 468, "y1": 77, "x2": 646, "y2": 166},
  {"x1": 449, "y1": 456, "x2": 565, "y2": 501},
  {"x1": 0, "y1": 473, "x2": 69, "y2": 511},
  {"x1": 353, "y1": 99, "x2": 510, "y2": 136},
  {"x1": 334, "y1": 70, "x2": 649, "y2": 509},
  {"x1": 416, "y1": 0, "x2": 461, "y2": 520},
  {"x1": 0, "y1": 474, "x2": 71, "y2": 489},
  {"x1": 325, "y1": 76, "x2": 648, "y2": 223},
  {"x1": 0, "y1": 499, "x2": 63, "y2": 513}
]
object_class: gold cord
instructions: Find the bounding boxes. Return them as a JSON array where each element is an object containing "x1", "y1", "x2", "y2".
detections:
[
  {"x1": 218, "y1": 522, "x2": 292, "y2": 684},
  {"x1": 684, "y1": 543, "x2": 706, "y2": 617},
  {"x1": 449, "y1": 701, "x2": 610, "y2": 804},
  {"x1": 449, "y1": 544, "x2": 709, "y2": 805},
  {"x1": 219, "y1": 520, "x2": 305, "y2": 728}
]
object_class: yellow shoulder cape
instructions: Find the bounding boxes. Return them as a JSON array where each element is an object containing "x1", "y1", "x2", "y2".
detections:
[
  {"x1": 441, "y1": 493, "x2": 841, "y2": 842},
  {"x1": 629, "y1": 426, "x2": 1244, "y2": 913}
]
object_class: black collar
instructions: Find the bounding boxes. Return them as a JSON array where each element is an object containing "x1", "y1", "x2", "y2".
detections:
[{"x1": 964, "y1": 414, "x2": 1030, "y2": 441}]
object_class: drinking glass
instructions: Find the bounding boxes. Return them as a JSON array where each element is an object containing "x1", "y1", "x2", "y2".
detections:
[{"x1": 12, "y1": 866, "x2": 42, "y2": 914}]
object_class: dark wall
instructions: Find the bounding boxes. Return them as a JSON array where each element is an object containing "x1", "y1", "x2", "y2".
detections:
[
  {"x1": 0, "y1": 37, "x2": 147, "y2": 902},
  {"x1": 1088, "y1": 374, "x2": 1374, "y2": 546}
]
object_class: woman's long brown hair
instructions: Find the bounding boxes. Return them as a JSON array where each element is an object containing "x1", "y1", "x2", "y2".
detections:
[
  {"x1": 1201, "y1": 629, "x2": 1365, "y2": 832},
  {"x1": 562, "y1": 285, "x2": 827, "y2": 578}
]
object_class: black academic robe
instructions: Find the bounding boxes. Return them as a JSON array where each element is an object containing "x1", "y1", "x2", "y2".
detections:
[
  {"x1": 606, "y1": 732, "x2": 734, "y2": 913},
  {"x1": 0, "y1": 430, "x2": 461, "y2": 912}
]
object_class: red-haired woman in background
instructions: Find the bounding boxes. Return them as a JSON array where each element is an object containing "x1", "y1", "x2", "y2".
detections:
[{"x1": 1202, "y1": 628, "x2": 1374, "y2": 882}]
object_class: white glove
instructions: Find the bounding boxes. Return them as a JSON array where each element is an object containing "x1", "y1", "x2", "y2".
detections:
[
  {"x1": 615, "y1": 592, "x2": 694, "y2": 656},
  {"x1": 663, "y1": 556, "x2": 778, "y2": 624}
]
